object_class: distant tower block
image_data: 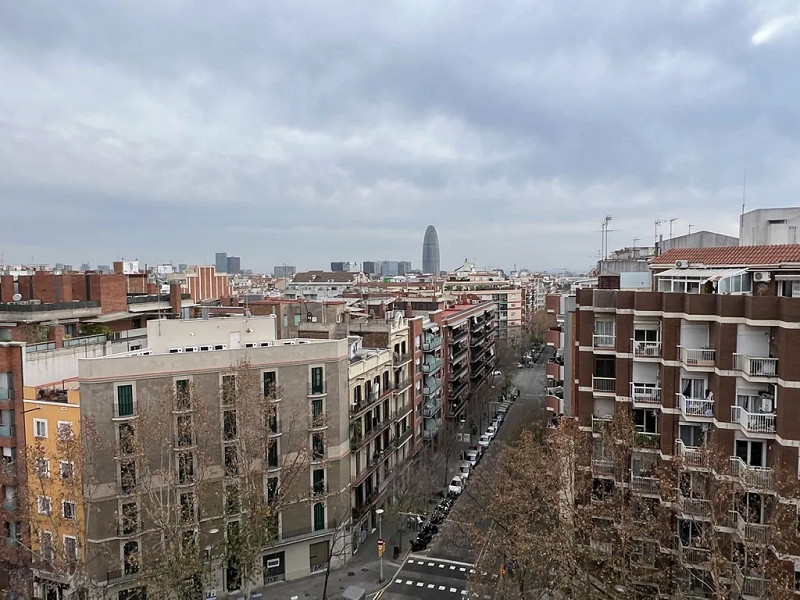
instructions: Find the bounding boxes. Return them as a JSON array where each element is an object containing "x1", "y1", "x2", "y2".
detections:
[{"x1": 422, "y1": 225, "x2": 440, "y2": 275}]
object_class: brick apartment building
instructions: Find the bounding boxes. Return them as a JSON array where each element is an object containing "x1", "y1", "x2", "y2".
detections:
[{"x1": 573, "y1": 244, "x2": 800, "y2": 595}]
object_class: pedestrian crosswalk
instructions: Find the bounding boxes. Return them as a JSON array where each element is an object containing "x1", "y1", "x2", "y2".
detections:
[{"x1": 383, "y1": 556, "x2": 489, "y2": 600}]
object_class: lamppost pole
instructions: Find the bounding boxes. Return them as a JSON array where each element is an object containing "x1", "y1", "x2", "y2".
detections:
[{"x1": 376, "y1": 508, "x2": 385, "y2": 583}]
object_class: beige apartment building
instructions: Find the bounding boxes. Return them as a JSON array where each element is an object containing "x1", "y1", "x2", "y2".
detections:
[{"x1": 78, "y1": 316, "x2": 352, "y2": 598}]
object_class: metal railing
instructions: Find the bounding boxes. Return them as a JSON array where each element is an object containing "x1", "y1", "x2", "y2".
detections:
[
  {"x1": 677, "y1": 496, "x2": 711, "y2": 519},
  {"x1": 393, "y1": 352, "x2": 411, "y2": 365},
  {"x1": 731, "y1": 406, "x2": 776, "y2": 433},
  {"x1": 634, "y1": 432, "x2": 660, "y2": 449},
  {"x1": 592, "y1": 376, "x2": 616, "y2": 393},
  {"x1": 630, "y1": 475, "x2": 660, "y2": 495},
  {"x1": 591, "y1": 458, "x2": 616, "y2": 478},
  {"x1": 731, "y1": 511, "x2": 769, "y2": 544},
  {"x1": 423, "y1": 398, "x2": 442, "y2": 418},
  {"x1": 730, "y1": 456, "x2": 774, "y2": 490},
  {"x1": 591, "y1": 416, "x2": 613, "y2": 434},
  {"x1": 422, "y1": 337, "x2": 442, "y2": 352},
  {"x1": 675, "y1": 440, "x2": 708, "y2": 468},
  {"x1": 592, "y1": 333, "x2": 615, "y2": 349},
  {"x1": 393, "y1": 428, "x2": 413, "y2": 448},
  {"x1": 0, "y1": 300, "x2": 99, "y2": 312},
  {"x1": 679, "y1": 346, "x2": 715, "y2": 367},
  {"x1": 734, "y1": 354, "x2": 778, "y2": 378},
  {"x1": 733, "y1": 563, "x2": 767, "y2": 598},
  {"x1": 422, "y1": 358, "x2": 442, "y2": 373},
  {"x1": 393, "y1": 377, "x2": 412, "y2": 392},
  {"x1": 422, "y1": 419, "x2": 442, "y2": 439},
  {"x1": 631, "y1": 384, "x2": 661, "y2": 405},
  {"x1": 632, "y1": 339, "x2": 661, "y2": 358},
  {"x1": 679, "y1": 394, "x2": 714, "y2": 418},
  {"x1": 423, "y1": 378, "x2": 442, "y2": 396},
  {"x1": 676, "y1": 537, "x2": 710, "y2": 566},
  {"x1": 64, "y1": 334, "x2": 108, "y2": 348}
]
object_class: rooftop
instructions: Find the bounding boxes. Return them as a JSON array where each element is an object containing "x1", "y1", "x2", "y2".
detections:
[{"x1": 652, "y1": 244, "x2": 800, "y2": 267}]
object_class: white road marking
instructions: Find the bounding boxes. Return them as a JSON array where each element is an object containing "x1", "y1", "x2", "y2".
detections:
[
  {"x1": 450, "y1": 565, "x2": 456, "y2": 570},
  {"x1": 395, "y1": 578, "x2": 402, "y2": 583},
  {"x1": 427, "y1": 562, "x2": 435, "y2": 566},
  {"x1": 459, "y1": 567, "x2": 466, "y2": 572},
  {"x1": 439, "y1": 564, "x2": 445, "y2": 568},
  {"x1": 450, "y1": 588, "x2": 458, "y2": 593},
  {"x1": 427, "y1": 583, "x2": 435, "y2": 588},
  {"x1": 438, "y1": 586, "x2": 446, "y2": 591},
  {"x1": 405, "y1": 580, "x2": 413, "y2": 585},
  {"x1": 416, "y1": 582, "x2": 424, "y2": 587}
]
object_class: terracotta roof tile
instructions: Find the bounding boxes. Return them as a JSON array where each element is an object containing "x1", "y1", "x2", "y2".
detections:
[{"x1": 651, "y1": 244, "x2": 800, "y2": 267}]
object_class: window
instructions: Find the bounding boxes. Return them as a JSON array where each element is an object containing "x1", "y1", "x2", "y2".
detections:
[
  {"x1": 224, "y1": 446, "x2": 238, "y2": 477},
  {"x1": 223, "y1": 410, "x2": 237, "y2": 441},
  {"x1": 35, "y1": 458, "x2": 50, "y2": 478},
  {"x1": 267, "y1": 476, "x2": 279, "y2": 503},
  {"x1": 34, "y1": 419, "x2": 48, "y2": 439},
  {"x1": 312, "y1": 469, "x2": 325, "y2": 495},
  {"x1": 633, "y1": 409, "x2": 659, "y2": 434},
  {"x1": 119, "y1": 423, "x2": 135, "y2": 455},
  {"x1": 225, "y1": 485, "x2": 240, "y2": 514},
  {"x1": 593, "y1": 321, "x2": 615, "y2": 347},
  {"x1": 176, "y1": 415, "x2": 193, "y2": 447},
  {"x1": 62, "y1": 500, "x2": 77, "y2": 520},
  {"x1": 123, "y1": 540, "x2": 140, "y2": 574},
  {"x1": 38, "y1": 496, "x2": 51, "y2": 515},
  {"x1": 121, "y1": 502, "x2": 138, "y2": 535},
  {"x1": 57, "y1": 421, "x2": 74, "y2": 440},
  {"x1": 294, "y1": 314, "x2": 301, "y2": 326},
  {"x1": 593, "y1": 357, "x2": 615, "y2": 379},
  {"x1": 41, "y1": 531, "x2": 54, "y2": 561},
  {"x1": 221, "y1": 375, "x2": 236, "y2": 406},
  {"x1": 175, "y1": 379, "x2": 191, "y2": 410},
  {"x1": 117, "y1": 385, "x2": 134, "y2": 417},
  {"x1": 736, "y1": 439, "x2": 765, "y2": 468},
  {"x1": 179, "y1": 492, "x2": 195, "y2": 522},
  {"x1": 268, "y1": 441, "x2": 279, "y2": 469},
  {"x1": 312, "y1": 433, "x2": 325, "y2": 460},
  {"x1": 178, "y1": 452, "x2": 195, "y2": 484},
  {"x1": 263, "y1": 371, "x2": 277, "y2": 399},
  {"x1": 311, "y1": 398, "x2": 323, "y2": 419},
  {"x1": 679, "y1": 425, "x2": 704, "y2": 448},
  {"x1": 269, "y1": 412, "x2": 279, "y2": 435},
  {"x1": 64, "y1": 535, "x2": 78, "y2": 560},
  {"x1": 633, "y1": 328, "x2": 659, "y2": 343},
  {"x1": 60, "y1": 461, "x2": 74, "y2": 480},
  {"x1": 120, "y1": 459, "x2": 137, "y2": 493},
  {"x1": 313, "y1": 502, "x2": 325, "y2": 531},
  {"x1": 680, "y1": 378, "x2": 706, "y2": 400},
  {"x1": 311, "y1": 367, "x2": 324, "y2": 395}
]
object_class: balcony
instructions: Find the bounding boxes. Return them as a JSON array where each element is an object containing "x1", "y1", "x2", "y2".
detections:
[
  {"x1": 0, "y1": 424, "x2": 15, "y2": 438},
  {"x1": 630, "y1": 384, "x2": 661, "y2": 406},
  {"x1": 733, "y1": 564, "x2": 767, "y2": 598},
  {"x1": 393, "y1": 377, "x2": 412, "y2": 393},
  {"x1": 730, "y1": 456, "x2": 774, "y2": 491},
  {"x1": 679, "y1": 394, "x2": 714, "y2": 419},
  {"x1": 632, "y1": 339, "x2": 661, "y2": 358},
  {"x1": 423, "y1": 397, "x2": 442, "y2": 418},
  {"x1": 592, "y1": 334, "x2": 616, "y2": 350},
  {"x1": 392, "y1": 428, "x2": 413, "y2": 449},
  {"x1": 634, "y1": 432, "x2": 660, "y2": 450},
  {"x1": 423, "y1": 418, "x2": 442, "y2": 439},
  {"x1": 423, "y1": 378, "x2": 442, "y2": 396},
  {"x1": 731, "y1": 406, "x2": 776, "y2": 434},
  {"x1": 675, "y1": 440, "x2": 709, "y2": 469},
  {"x1": 351, "y1": 384, "x2": 394, "y2": 416},
  {"x1": 734, "y1": 354, "x2": 777, "y2": 379},
  {"x1": 679, "y1": 346, "x2": 715, "y2": 368},
  {"x1": 630, "y1": 475, "x2": 660, "y2": 495},
  {"x1": 591, "y1": 416, "x2": 613, "y2": 434},
  {"x1": 423, "y1": 337, "x2": 442, "y2": 352},
  {"x1": 676, "y1": 495, "x2": 712, "y2": 519},
  {"x1": 451, "y1": 346, "x2": 468, "y2": 363},
  {"x1": 592, "y1": 376, "x2": 616, "y2": 394},
  {"x1": 676, "y1": 538, "x2": 711, "y2": 568},
  {"x1": 451, "y1": 328, "x2": 468, "y2": 343},
  {"x1": 422, "y1": 357, "x2": 442, "y2": 374},
  {"x1": 393, "y1": 352, "x2": 411, "y2": 366},
  {"x1": 731, "y1": 511, "x2": 769, "y2": 544},
  {"x1": 591, "y1": 458, "x2": 616, "y2": 478},
  {"x1": 449, "y1": 363, "x2": 468, "y2": 381},
  {"x1": 470, "y1": 332, "x2": 486, "y2": 347}
]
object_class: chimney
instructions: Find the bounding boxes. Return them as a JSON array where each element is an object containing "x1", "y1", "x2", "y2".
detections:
[
  {"x1": 50, "y1": 324, "x2": 65, "y2": 349},
  {"x1": 169, "y1": 283, "x2": 182, "y2": 318}
]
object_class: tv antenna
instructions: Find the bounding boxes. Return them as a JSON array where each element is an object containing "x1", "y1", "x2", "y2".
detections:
[
  {"x1": 669, "y1": 218, "x2": 678, "y2": 239},
  {"x1": 654, "y1": 219, "x2": 665, "y2": 245},
  {"x1": 595, "y1": 216, "x2": 616, "y2": 260}
]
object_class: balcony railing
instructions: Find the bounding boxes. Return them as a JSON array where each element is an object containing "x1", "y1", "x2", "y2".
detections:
[
  {"x1": 423, "y1": 378, "x2": 442, "y2": 396},
  {"x1": 679, "y1": 394, "x2": 714, "y2": 418},
  {"x1": 679, "y1": 346, "x2": 715, "y2": 368},
  {"x1": 675, "y1": 440, "x2": 709, "y2": 469},
  {"x1": 730, "y1": 456, "x2": 774, "y2": 490},
  {"x1": 734, "y1": 354, "x2": 778, "y2": 378},
  {"x1": 393, "y1": 352, "x2": 411, "y2": 366},
  {"x1": 423, "y1": 337, "x2": 442, "y2": 352},
  {"x1": 451, "y1": 346, "x2": 468, "y2": 363},
  {"x1": 631, "y1": 384, "x2": 661, "y2": 405},
  {"x1": 451, "y1": 328, "x2": 468, "y2": 342},
  {"x1": 423, "y1": 418, "x2": 442, "y2": 439},
  {"x1": 733, "y1": 564, "x2": 767, "y2": 598},
  {"x1": 393, "y1": 377, "x2": 412, "y2": 392},
  {"x1": 632, "y1": 339, "x2": 661, "y2": 358},
  {"x1": 677, "y1": 495, "x2": 712, "y2": 519},
  {"x1": 731, "y1": 511, "x2": 769, "y2": 545},
  {"x1": 392, "y1": 428, "x2": 413, "y2": 448},
  {"x1": 592, "y1": 334, "x2": 616, "y2": 349},
  {"x1": 351, "y1": 384, "x2": 394, "y2": 415},
  {"x1": 731, "y1": 406, "x2": 776, "y2": 434},
  {"x1": 591, "y1": 458, "x2": 616, "y2": 478},
  {"x1": 630, "y1": 475, "x2": 660, "y2": 495},
  {"x1": 676, "y1": 538, "x2": 710, "y2": 567},
  {"x1": 592, "y1": 376, "x2": 616, "y2": 393},
  {"x1": 422, "y1": 358, "x2": 442, "y2": 374},
  {"x1": 634, "y1": 432, "x2": 660, "y2": 450},
  {"x1": 423, "y1": 398, "x2": 442, "y2": 418},
  {"x1": 591, "y1": 416, "x2": 613, "y2": 434}
]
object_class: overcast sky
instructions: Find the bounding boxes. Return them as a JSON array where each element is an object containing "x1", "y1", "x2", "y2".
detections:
[{"x1": 2, "y1": 1, "x2": 800, "y2": 273}]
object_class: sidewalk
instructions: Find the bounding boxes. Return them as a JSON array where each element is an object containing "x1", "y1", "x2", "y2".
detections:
[{"x1": 259, "y1": 528, "x2": 408, "y2": 600}]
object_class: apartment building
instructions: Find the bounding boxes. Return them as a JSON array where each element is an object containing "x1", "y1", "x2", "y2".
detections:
[
  {"x1": 444, "y1": 273, "x2": 522, "y2": 343},
  {"x1": 421, "y1": 321, "x2": 444, "y2": 442},
  {"x1": 78, "y1": 317, "x2": 352, "y2": 598},
  {"x1": 573, "y1": 244, "x2": 800, "y2": 595},
  {"x1": 284, "y1": 271, "x2": 368, "y2": 301}
]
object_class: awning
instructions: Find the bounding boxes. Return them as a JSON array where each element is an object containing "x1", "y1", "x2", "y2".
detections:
[
  {"x1": 655, "y1": 268, "x2": 746, "y2": 282},
  {"x1": 774, "y1": 273, "x2": 800, "y2": 281}
]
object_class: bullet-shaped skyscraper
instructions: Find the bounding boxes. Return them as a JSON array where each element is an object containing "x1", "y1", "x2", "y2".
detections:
[{"x1": 422, "y1": 225, "x2": 440, "y2": 275}]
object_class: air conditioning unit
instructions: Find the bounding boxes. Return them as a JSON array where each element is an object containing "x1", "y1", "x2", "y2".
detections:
[
  {"x1": 675, "y1": 260, "x2": 690, "y2": 269},
  {"x1": 753, "y1": 271, "x2": 771, "y2": 283}
]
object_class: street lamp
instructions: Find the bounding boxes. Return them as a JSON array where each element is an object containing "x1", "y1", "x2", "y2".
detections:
[{"x1": 376, "y1": 508, "x2": 385, "y2": 583}]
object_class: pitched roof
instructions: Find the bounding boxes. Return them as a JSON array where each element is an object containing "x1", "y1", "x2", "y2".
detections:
[{"x1": 651, "y1": 244, "x2": 800, "y2": 267}]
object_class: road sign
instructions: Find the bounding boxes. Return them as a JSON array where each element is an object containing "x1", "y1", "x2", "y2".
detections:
[{"x1": 377, "y1": 538, "x2": 385, "y2": 547}]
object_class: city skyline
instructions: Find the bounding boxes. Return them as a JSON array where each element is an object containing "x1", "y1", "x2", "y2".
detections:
[{"x1": 2, "y1": 3, "x2": 800, "y2": 271}]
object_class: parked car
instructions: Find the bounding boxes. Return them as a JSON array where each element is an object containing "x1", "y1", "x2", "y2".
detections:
[
  {"x1": 491, "y1": 370, "x2": 502, "y2": 377},
  {"x1": 494, "y1": 413, "x2": 504, "y2": 426},
  {"x1": 464, "y1": 448, "x2": 480, "y2": 467},
  {"x1": 486, "y1": 425, "x2": 497, "y2": 440},
  {"x1": 478, "y1": 434, "x2": 491, "y2": 448},
  {"x1": 459, "y1": 461, "x2": 472, "y2": 482},
  {"x1": 470, "y1": 444, "x2": 485, "y2": 460},
  {"x1": 448, "y1": 476, "x2": 463, "y2": 496}
]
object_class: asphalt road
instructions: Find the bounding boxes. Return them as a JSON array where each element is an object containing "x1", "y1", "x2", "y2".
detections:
[{"x1": 380, "y1": 354, "x2": 550, "y2": 599}]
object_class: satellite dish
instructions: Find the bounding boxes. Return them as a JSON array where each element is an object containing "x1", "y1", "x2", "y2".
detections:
[{"x1": 12, "y1": 293, "x2": 22, "y2": 302}]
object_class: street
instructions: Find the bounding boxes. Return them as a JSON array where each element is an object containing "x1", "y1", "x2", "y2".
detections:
[{"x1": 379, "y1": 354, "x2": 548, "y2": 599}]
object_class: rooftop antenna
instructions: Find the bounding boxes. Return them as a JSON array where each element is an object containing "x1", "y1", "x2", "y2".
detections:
[
  {"x1": 688, "y1": 224, "x2": 694, "y2": 235},
  {"x1": 669, "y1": 218, "x2": 678, "y2": 239},
  {"x1": 741, "y1": 168, "x2": 747, "y2": 215},
  {"x1": 654, "y1": 219, "x2": 665, "y2": 245}
]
